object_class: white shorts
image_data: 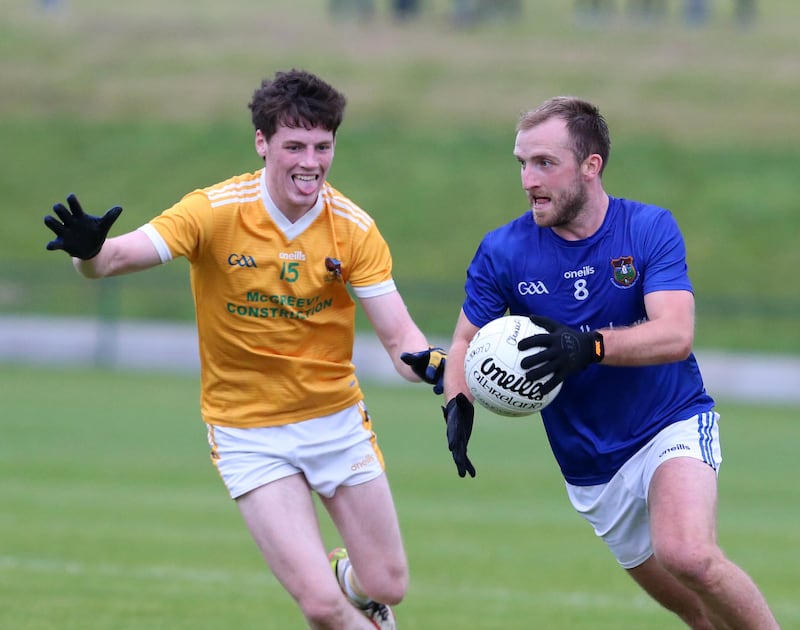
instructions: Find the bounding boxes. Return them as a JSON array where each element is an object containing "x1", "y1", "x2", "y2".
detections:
[
  {"x1": 566, "y1": 411, "x2": 721, "y2": 569},
  {"x1": 206, "y1": 401, "x2": 386, "y2": 500}
]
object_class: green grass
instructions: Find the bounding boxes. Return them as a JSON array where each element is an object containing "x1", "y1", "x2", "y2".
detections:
[
  {"x1": 1, "y1": 364, "x2": 798, "y2": 628},
  {"x1": 2, "y1": 0, "x2": 799, "y2": 352}
]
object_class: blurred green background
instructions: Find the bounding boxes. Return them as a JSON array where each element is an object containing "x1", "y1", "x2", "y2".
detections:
[{"x1": 2, "y1": 0, "x2": 798, "y2": 353}]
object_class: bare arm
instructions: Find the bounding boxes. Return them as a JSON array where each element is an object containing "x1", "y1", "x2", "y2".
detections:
[
  {"x1": 443, "y1": 309, "x2": 480, "y2": 402},
  {"x1": 359, "y1": 290, "x2": 431, "y2": 383},
  {"x1": 73, "y1": 230, "x2": 163, "y2": 279},
  {"x1": 440, "y1": 308, "x2": 480, "y2": 478},
  {"x1": 599, "y1": 290, "x2": 695, "y2": 366}
]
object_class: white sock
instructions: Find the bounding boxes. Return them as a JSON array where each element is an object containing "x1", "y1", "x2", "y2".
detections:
[{"x1": 342, "y1": 563, "x2": 371, "y2": 607}]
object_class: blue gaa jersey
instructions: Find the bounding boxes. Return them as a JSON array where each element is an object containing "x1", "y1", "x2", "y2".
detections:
[{"x1": 462, "y1": 196, "x2": 715, "y2": 486}]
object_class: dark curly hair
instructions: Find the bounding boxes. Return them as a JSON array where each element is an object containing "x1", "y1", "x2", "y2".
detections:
[{"x1": 248, "y1": 69, "x2": 347, "y2": 140}]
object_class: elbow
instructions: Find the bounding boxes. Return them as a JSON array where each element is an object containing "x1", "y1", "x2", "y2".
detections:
[{"x1": 672, "y1": 330, "x2": 694, "y2": 361}]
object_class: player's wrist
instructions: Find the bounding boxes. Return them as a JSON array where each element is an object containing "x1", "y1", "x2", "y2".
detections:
[
  {"x1": 74, "y1": 241, "x2": 104, "y2": 260},
  {"x1": 442, "y1": 392, "x2": 473, "y2": 420},
  {"x1": 588, "y1": 330, "x2": 604, "y2": 363}
]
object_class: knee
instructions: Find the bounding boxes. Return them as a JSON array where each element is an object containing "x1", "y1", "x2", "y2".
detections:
[
  {"x1": 363, "y1": 560, "x2": 408, "y2": 606},
  {"x1": 655, "y1": 542, "x2": 726, "y2": 593}
]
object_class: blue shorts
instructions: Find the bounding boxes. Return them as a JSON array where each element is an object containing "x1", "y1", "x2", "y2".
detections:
[{"x1": 566, "y1": 411, "x2": 721, "y2": 568}]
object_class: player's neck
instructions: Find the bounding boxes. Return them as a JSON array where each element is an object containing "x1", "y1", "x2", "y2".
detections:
[{"x1": 551, "y1": 192, "x2": 609, "y2": 241}]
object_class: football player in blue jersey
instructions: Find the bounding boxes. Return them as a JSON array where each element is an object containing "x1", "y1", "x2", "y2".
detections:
[{"x1": 441, "y1": 96, "x2": 778, "y2": 629}]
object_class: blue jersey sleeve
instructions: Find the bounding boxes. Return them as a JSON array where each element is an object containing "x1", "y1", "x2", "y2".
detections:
[
  {"x1": 463, "y1": 231, "x2": 510, "y2": 327},
  {"x1": 638, "y1": 208, "x2": 694, "y2": 295}
]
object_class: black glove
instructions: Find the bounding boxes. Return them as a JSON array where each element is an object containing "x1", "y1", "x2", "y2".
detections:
[
  {"x1": 518, "y1": 314, "x2": 604, "y2": 395},
  {"x1": 400, "y1": 346, "x2": 447, "y2": 395},
  {"x1": 442, "y1": 393, "x2": 476, "y2": 478},
  {"x1": 44, "y1": 193, "x2": 123, "y2": 260}
]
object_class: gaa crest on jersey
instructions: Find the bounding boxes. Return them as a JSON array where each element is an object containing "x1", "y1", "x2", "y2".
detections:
[
  {"x1": 325, "y1": 257, "x2": 343, "y2": 282},
  {"x1": 610, "y1": 256, "x2": 637, "y2": 287}
]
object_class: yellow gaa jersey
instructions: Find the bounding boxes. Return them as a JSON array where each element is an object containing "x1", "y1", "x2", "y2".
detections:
[{"x1": 140, "y1": 169, "x2": 395, "y2": 428}]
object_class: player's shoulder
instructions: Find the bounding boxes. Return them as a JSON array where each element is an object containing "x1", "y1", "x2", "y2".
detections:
[
  {"x1": 198, "y1": 170, "x2": 262, "y2": 206},
  {"x1": 322, "y1": 182, "x2": 376, "y2": 234},
  {"x1": 610, "y1": 195, "x2": 672, "y2": 220},
  {"x1": 609, "y1": 195, "x2": 680, "y2": 231},
  {"x1": 483, "y1": 210, "x2": 536, "y2": 244},
  {"x1": 172, "y1": 170, "x2": 261, "y2": 211}
]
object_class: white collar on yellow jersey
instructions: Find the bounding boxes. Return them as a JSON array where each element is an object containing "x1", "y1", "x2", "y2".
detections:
[{"x1": 260, "y1": 168, "x2": 325, "y2": 241}]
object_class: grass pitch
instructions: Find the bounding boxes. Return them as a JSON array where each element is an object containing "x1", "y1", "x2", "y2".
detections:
[{"x1": 1, "y1": 364, "x2": 798, "y2": 628}]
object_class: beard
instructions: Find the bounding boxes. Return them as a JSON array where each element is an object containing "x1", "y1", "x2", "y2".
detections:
[{"x1": 531, "y1": 176, "x2": 588, "y2": 229}]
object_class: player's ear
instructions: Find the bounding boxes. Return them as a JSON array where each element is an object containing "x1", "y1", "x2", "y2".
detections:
[
  {"x1": 255, "y1": 129, "x2": 267, "y2": 161},
  {"x1": 582, "y1": 153, "x2": 603, "y2": 179}
]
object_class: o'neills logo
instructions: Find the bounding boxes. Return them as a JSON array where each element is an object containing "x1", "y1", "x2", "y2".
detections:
[
  {"x1": 473, "y1": 357, "x2": 545, "y2": 402},
  {"x1": 351, "y1": 453, "x2": 376, "y2": 471}
]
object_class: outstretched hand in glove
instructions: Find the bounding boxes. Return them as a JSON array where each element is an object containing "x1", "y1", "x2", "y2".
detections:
[
  {"x1": 400, "y1": 346, "x2": 447, "y2": 394},
  {"x1": 44, "y1": 193, "x2": 123, "y2": 260},
  {"x1": 518, "y1": 314, "x2": 604, "y2": 395},
  {"x1": 442, "y1": 393, "x2": 475, "y2": 478}
]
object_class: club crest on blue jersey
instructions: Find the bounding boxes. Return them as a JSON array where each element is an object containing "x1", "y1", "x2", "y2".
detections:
[
  {"x1": 325, "y1": 257, "x2": 343, "y2": 282},
  {"x1": 610, "y1": 256, "x2": 637, "y2": 287}
]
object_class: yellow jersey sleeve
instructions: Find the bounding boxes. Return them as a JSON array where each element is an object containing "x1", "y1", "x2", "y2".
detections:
[{"x1": 148, "y1": 170, "x2": 394, "y2": 428}]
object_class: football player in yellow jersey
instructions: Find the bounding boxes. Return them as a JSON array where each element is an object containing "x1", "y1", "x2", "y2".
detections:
[{"x1": 44, "y1": 69, "x2": 446, "y2": 630}]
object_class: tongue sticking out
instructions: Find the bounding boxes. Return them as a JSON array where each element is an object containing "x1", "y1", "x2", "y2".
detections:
[{"x1": 293, "y1": 174, "x2": 318, "y2": 196}]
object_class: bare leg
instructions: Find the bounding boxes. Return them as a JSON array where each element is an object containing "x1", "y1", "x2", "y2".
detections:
[
  {"x1": 645, "y1": 458, "x2": 779, "y2": 629},
  {"x1": 237, "y1": 474, "x2": 378, "y2": 630},
  {"x1": 322, "y1": 473, "x2": 408, "y2": 606},
  {"x1": 628, "y1": 556, "x2": 727, "y2": 629}
]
